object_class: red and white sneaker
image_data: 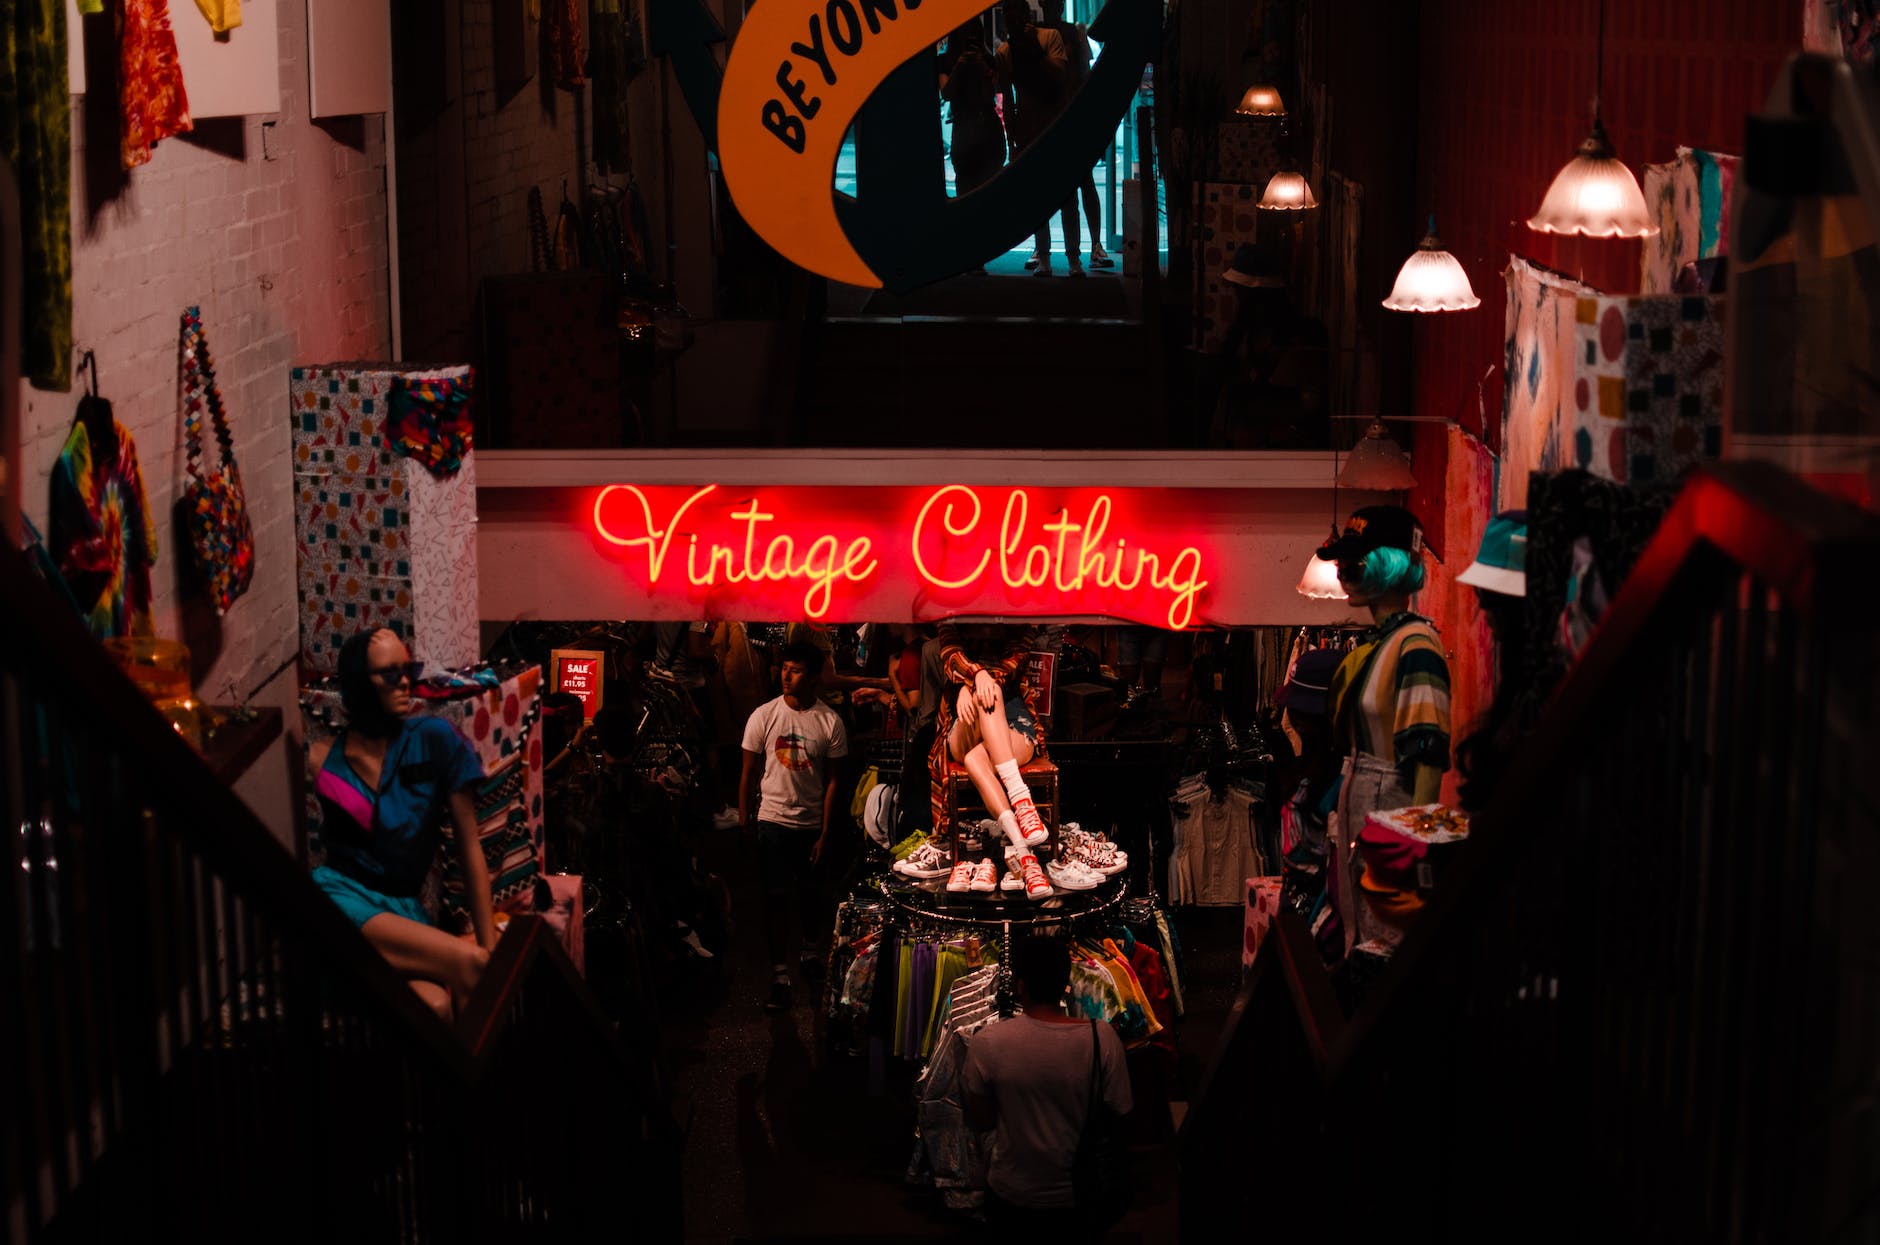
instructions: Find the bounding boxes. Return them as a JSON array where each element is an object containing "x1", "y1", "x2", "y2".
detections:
[
  {"x1": 945, "y1": 859, "x2": 977, "y2": 893},
  {"x1": 1019, "y1": 854, "x2": 1053, "y2": 902},
  {"x1": 1011, "y1": 796, "x2": 1049, "y2": 847},
  {"x1": 971, "y1": 858, "x2": 998, "y2": 892}
]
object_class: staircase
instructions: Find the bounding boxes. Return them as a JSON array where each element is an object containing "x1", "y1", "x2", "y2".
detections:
[
  {"x1": 1180, "y1": 461, "x2": 1880, "y2": 1239},
  {"x1": 0, "y1": 541, "x2": 683, "y2": 1242}
]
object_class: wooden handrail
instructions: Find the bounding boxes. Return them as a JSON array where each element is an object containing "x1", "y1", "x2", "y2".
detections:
[
  {"x1": 0, "y1": 539, "x2": 637, "y2": 1085},
  {"x1": 1320, "y1": 461, "x2": 1880, "y2": 1078}
]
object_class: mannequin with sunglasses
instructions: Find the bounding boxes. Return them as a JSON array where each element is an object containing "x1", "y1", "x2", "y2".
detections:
[{"x1": 308, "y1": 629, "x2": 497, "y2": 1022}]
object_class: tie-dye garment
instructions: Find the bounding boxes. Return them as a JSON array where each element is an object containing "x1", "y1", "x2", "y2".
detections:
[
  {"x1": 50, "y1": 418, "x2": 157, "y2": 640},
  {"x1": 120, "y1": 0, "x2": 191, "y2": 169}
]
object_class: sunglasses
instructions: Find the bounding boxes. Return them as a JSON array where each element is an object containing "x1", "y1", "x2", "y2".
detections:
[{"x1": 368, "y1": 661, "x2": 425, "y2": 686}]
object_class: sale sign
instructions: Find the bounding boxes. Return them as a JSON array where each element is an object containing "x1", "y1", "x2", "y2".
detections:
[
  {"x1": 588, "y1": 483, "x2": 1216, "y2": 629},
  {"x1": 551, "y1": 649, "x2": 606, "y2": 719}
]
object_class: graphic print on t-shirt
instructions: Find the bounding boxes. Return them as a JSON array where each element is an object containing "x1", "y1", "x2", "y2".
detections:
[{"x1": 773, "y1": 731, "x2": 815, "y2": 772}]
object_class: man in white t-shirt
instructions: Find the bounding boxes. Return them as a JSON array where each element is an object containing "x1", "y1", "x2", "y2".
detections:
[
  {"x1": 963, "y1": 936, "x2": 1132, "y2": 1227},
  {"x1": 740, "y1": 641, "x2": 850, "y2": 1013}
]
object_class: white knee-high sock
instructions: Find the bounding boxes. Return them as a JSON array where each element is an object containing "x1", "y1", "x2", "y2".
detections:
[
  {"x1": 997, "y1": 810, "x2": 1026, "y2": 851},
  {"x1": 994, "y1": 758, "x2": 1034, "y2": 807}
]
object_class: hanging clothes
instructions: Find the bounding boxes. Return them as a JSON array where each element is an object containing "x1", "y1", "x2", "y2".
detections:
[
  {"x1": 548, "y1": 0, "x2": 586, "y2": 90},
  {"x1": 190, "y1": 0, "x2": 239, "y2": 32},
  {"x1": 2, "y1": 0, "x2": 73, "y2": 388},
  {"x1": 119, "y1": 0, "x2": 192, "y2": 169},
  {"x1": 1168, "y1": 773, "x2": 1264, "y2": 907},
  {"x1": 50, "y1": 417, "x2": 157, "y2": 640}
]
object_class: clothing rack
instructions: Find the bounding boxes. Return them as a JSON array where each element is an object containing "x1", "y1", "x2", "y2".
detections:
[{"x1": 874, "y1": 879, "x2": 1136, "y2": 1015}]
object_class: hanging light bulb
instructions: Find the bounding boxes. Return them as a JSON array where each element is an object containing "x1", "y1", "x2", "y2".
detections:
[
  {"x1": 1383, "y1": 217, "x2": 1480, "y2": 312},
  {"x1": 1235, "y1": 84, "x2": 1285, "y2": 117},
  {"x1": 1258, "y1": 170, "x2": 1318, "y2": 211},
  {"x1": 1337, "y1": 421, "x2": 1419, "y2": 491},
  {"x1": 1296, "y1": 549, "x2": 1349, "y2": 600},
  {"x1": 1526, "y1": 0, "x2": 1658, "y2": 239},
  {"x1": 1299, "y1": 448, "x2": 1350, "y2": 602}
]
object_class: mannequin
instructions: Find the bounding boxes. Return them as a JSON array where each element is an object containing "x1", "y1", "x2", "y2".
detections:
[
  {"x1": 931, "y1": 621, "x2": 1055, "y2": 899},
  {"x1": 1314, "y1": 506, "x2": 1452, "y2": 958}
]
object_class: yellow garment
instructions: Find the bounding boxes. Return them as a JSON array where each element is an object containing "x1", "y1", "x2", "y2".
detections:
[{"x1": 192, "y1": 0, "x2": 241, "y2": 32}]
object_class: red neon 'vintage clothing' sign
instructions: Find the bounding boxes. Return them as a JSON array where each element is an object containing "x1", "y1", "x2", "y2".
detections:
[{"x1": 589, "y1": 484, "x2": 1215, "y2": 628}]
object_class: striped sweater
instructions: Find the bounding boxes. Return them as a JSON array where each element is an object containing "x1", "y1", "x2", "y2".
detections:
[{"x1": 1330, "y1": 612, "x2": 1451, "y2": 771}]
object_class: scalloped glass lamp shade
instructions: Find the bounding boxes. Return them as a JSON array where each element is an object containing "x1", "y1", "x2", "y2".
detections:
[
  {"x1": 1338, "y1": 422, "x2": 1419, "y2": 491},
  {"x1": 1297, "y1": 553, "x2": 1349, "y2": 600},
  {"x1": 1526, "y1": 119, "x2": 1659, "y2": 238},
  {"x1": 1383, "y1": 231, "x2": 1480, "y2": 312},
  {"x1": 1236, "y1": 84, "x2": 1285, "y2": 117},
  {"x1": 1258, "y1": 171, "x2": 1318, "y2": 211}
]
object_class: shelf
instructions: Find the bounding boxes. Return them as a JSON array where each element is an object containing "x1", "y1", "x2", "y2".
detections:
[{"x1": 196, "y1": 706, "x2": 284, "y2": 786}]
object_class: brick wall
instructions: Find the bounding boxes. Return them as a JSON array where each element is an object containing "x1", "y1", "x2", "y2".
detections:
[
  {"x1": 19, "y1": 0, "x2": 389, "y2": 769},
  {"x1": 395, "y1": 0, "x2": 589, "y2": 362}
]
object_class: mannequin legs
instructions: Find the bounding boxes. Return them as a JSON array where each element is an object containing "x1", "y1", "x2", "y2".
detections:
[
  {"x1": 363, "y1": 911, "x2": 492, "y2": 1020},
  {"x1": 950, "y1": 684, "x2": 1037, "y2": 850}
]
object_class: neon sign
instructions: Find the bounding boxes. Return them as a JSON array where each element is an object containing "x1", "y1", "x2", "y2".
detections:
[{"x1": 590, "y1": 484, "x2": 1213, "y2": 628}]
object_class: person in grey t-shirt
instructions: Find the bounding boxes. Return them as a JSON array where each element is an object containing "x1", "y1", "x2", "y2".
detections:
[{"x1": 964, "y1": 937, "x2": 1132, "y2": 1226}]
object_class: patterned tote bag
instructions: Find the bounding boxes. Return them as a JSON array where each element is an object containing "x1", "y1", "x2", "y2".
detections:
[{"x1": 179, "y1": 306, "x2": 255, "y2": 614}]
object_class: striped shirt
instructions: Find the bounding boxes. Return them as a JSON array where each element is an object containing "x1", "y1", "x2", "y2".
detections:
[{"x1": 1330, "y1": 612, "x2": 1451, "y2": 770}]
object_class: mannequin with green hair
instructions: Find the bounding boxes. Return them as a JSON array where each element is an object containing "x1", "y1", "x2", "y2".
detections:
[{"x1": 1314, "y1": 506, "x2": 1452, "y2": 958}]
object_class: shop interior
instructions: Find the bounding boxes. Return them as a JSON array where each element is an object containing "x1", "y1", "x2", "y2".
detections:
[{"x1": 2, "y1": 0, "x2": 1875, "y2": 1238}]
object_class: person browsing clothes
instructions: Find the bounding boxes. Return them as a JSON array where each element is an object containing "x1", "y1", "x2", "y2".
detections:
[{"x1": 740, "y1": 641, "x2": 850, "y2": 1013}]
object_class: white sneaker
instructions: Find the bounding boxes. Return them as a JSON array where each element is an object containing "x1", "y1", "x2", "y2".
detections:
[
  {"x1": 1001, "y1": 866, "x2": 1025, "y2": 892},
  {"x1": 894, "y1": 842, "x2": 952, "y2": 879},
  {"x1": 971, "y1": 858, "x2": 998, "y2": 893},
  {"x1": 945, "y1": 859, "x2": 977, "y2": 893},
  {"x1": 1047, "y1": 859, "x2": 1102, "y2": 891}
]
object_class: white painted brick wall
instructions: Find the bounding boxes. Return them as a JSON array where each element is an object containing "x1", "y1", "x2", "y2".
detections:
[{"x1": 20, "y1": 0, "x2": 391, "y2": 710}]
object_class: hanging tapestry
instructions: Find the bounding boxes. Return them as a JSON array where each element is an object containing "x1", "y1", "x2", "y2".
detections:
[
  {"x1": 120, "y1": 0, "x2": 193, "y2": 169},
  {"x1": 1500, "y1": 256, "x2": 1598, "y2": 510},
  {"x1": 1571, "y1": 294, "x2": 1726, "y2": 487},
  {"x1": 1, "y1": 0, "x2": 73, "y2": 388}
]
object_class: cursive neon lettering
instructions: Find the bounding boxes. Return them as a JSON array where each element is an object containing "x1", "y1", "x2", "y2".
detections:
[
  {"x1": 598, "y1": 483, "x2": 1209, "y2": 627},
  {"x1": 593, "y1": 484, "x2": 717, "y2": 581},
  {"x1": 911, "y1": 485, "x2": 991, "y2": 589}
]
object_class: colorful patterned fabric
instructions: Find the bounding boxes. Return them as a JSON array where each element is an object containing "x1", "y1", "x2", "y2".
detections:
[
  {"x1": 190, "y1": 0, "x2": 239, "y2": 32},
  {"x1": 388, "y1": 373, "x2": 476, "y2": 476},
  {"x1": 1329, "y1": 612, "x2": 1450, "y2": 771},
  {"x1": 1, "y1": 0, "x2": 72, "y2": 388},
  {"x1": 291, "y1": 364, "x2": 479, "y2": 676},
  {"x1": 50, "y1": 417, "x2": 157, "y2": 640},
  {"x1": 304, "y1": 663, "x2": 546, "y2": 921},
  {"x1": 1500, "y1": 256, "x2": 1598, "y2": 510},
  {"x1": 180, "y1": 307, "x2": 255, "y2": 614},
  {"x1": 120, "y1": 0, "x2": 192, "y2": 169},
  {"x1": 1572, "y1": 294, "x2": 1725, "y2": 486},
  {"x1": 1639, "y1": 152, "x2": 1701, "y2": 296}
]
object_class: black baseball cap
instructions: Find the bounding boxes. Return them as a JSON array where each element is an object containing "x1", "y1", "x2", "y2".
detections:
[
  {"x1": 1314, "y1": 505, "x2": 1422, "y2": 564},
  {"x1": 1276, "y1": 647, "x2": 1343, "y2": 719}
]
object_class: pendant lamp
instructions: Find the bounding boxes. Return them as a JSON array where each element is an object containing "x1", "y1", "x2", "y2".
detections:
[
  {"x1": 1337, "y1": 421, "x2": 1418, "y2": 491},
  {"x1": 1526, "y1": 0, "x2": 1658, "y2": 239},
  {"x1": 1236, "y1": 84, "x2": 1285, "y2": 117},
  {"x1": 1258, "y1": 170, "x2": 1318, "y2": 211},
  {"x1": 1383, "y1": 216, "x2": 1479, "y2": 312},
  {"x1": 1298, "y1": 446, "x2": 1349, "y2": 601},
  {"x1": 1296, "y1": 542, "x2": 1349, "y2": 600}
]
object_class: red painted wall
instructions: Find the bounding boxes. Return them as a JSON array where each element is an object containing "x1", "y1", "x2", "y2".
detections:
[{"x1": 1407, "y1": 0, "x2": 1799, "y2": 449}]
